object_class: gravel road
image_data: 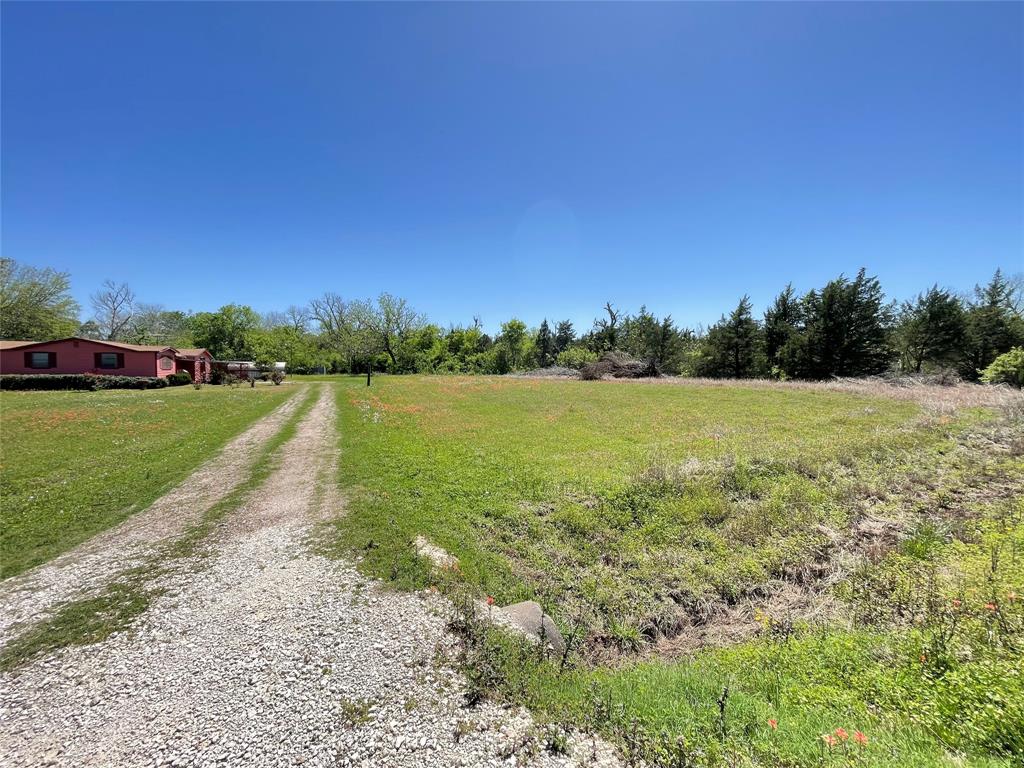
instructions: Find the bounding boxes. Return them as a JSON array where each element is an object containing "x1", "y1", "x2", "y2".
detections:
[
  {"x1": 0, "y1": 389, "x2": 306, "y2": 645},
  {"x1": 0, "y1": 385, "x2": 621, "y2": 768}
]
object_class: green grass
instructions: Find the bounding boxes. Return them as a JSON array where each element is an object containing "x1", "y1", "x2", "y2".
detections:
[
  {"x1": 326, "y1": 376, "x2": 1023, "y2": 767},
  {"x1": 0, "y1": 386, "x2": 321, "y2": 671},
  {"x1": 329, "y1": 376, "x2": 926, "y2": 626},
  {"x1": 0, "y1": 384, "x2": 295, "y2": 578}
]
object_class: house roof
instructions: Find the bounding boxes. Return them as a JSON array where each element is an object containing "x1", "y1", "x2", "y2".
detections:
[{"x1": 0, "y1": 337, "x2": 212, "y2": 357}]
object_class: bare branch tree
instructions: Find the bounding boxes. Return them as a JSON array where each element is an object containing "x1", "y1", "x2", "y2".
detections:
[
  {"x1": 90, "y1": 280, "x2": 135, "y2": 340},
  {"x1": 355, "y1": 293, "x2": 425, "y2": 370},
  {"x1": 310, "y1": 293, "x2": 373, "y2": 366},
  {"x1": 285, "y1": 304, "x2": 311, "y2": 332}
]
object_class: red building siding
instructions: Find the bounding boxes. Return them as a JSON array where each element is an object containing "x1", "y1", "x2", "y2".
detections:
[
  {"x1": 0, "y1": 339, "x2": 213, "y2": 379},
  {"x1": 1, "y1": 339, "x2": 160, "y2": 377}
]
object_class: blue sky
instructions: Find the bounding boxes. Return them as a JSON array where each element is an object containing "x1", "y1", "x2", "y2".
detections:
[{"x1": 2, "y1": 2, "x2": 1021, "y2": 333}]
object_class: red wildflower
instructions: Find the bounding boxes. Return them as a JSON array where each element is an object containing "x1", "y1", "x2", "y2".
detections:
[
  {"x1": 768, "y1": 718, "x2": 778, "y2": 730},
  {"x1": 919, "y1": 653, "x2": 927, "y2": 663},
  {"x1": 835, "y1": 727, "x2": 849, "y2": 742},
  {"x1": 821, "y1": 734, "x2": 838, "y2": 747},
  {"x1": 853, "y1": 731, "x2": 868, "y2": 746},
  {"x1": 951, "y1": 599, "x2": 962, "y2": 608},
  {"x1": 486, "y1": 595, "x2": 495, "y2": 606},
  {"x1": 985, "y1": 602, "x2": 998, "y2": 612}
]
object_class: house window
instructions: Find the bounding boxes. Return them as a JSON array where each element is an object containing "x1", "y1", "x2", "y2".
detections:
[
  {"x1": 94, "y1": 352, "x2": 124, "y2": 369},
  {"x1": 25, "y1": 351, "x2": 56, "y2": 369},
  {"x1": 160, "y1": 356, "x2": 173, "y2": 370}
]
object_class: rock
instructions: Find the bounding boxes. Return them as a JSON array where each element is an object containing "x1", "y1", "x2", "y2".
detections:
[
  {"x1": 496, "y1": 601, "x2": 565, "y2": 656},
  {"x1": 413, "y1": 536, "x2": 459, "y2": 571}
]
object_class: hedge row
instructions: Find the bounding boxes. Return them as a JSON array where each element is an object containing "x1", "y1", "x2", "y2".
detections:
[{"x1": 0, "y1": 374, "x2": 170, "y2": 391}]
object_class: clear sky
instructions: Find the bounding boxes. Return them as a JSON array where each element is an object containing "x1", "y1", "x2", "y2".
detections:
[{"x1": 2, "y1": 1, "x2": 1022, "y2": 333}]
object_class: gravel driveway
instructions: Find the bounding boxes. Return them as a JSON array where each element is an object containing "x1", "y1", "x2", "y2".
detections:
[{"x1": 0, "y1": 385, "x2": 620, "y2": 768}]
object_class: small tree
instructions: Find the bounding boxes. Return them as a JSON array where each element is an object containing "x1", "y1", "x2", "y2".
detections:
[
  {"x1": 536, "y1": 319, "x2": 555, "y2": 367},
  {"x1": 698, "y1": 296, "x2": 763, "y2": 378},
  {"x1": 895, "y1": 286, "x2": 967, "y2": 373},
  {"x1": 554, "y1": 320, "x2": 575, "y2": 354},
  {"x1": 961, "y1": 270, "x2": 1024, "y2": 380}
]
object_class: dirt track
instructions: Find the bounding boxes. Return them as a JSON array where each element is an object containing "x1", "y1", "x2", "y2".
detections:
[{"x1": 0, "y1": 385, "x2": 619, "y2": 768}]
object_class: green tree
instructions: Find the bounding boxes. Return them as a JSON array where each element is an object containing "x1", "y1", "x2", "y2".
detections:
[
  {"x1": 894, "y1": 286, "x2": 967, "y2": 373},
  {"x1": 554, "y1": 320, "x2": 575, "y2": 354},
  {"x1": 252, "y1": 325, "x2": 320, "y2": 372},
  {"x1": 493, "y1": 318, "x2": 530, "y2": 373},
  {"x1": 355, "y1": 293, "x2": 425, "y2": 372},
  {"x1": 588, "y1": 302, "x2": 621, "y2": 352},
  {"x1": 763, "y1": 284, "x2": 804, "y2": 378},
  {"x1": 961, "y1": 269, "x2": 1024, "y2": 380},
  {"x1": 0, "y1": 258, "x2": 80, "y2": 340},
  {"x1": 801, "y1": 269, "x2": 893, "y2": 378},
  {"x1": 190, "y1": 304, "x2": 261, "y2": 360},
  {"x1": 697, "y1": 296, "x2": 763, "y2": 378},
  {"x1": 535, "y1": 319, "x2": 555, "y2": 367}
]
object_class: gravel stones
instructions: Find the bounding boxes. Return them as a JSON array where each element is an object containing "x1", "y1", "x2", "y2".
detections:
[{"x1": 0, "y1": 386, "x2": 620, "y2": 768}]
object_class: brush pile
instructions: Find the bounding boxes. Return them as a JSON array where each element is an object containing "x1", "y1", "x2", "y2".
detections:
[{"x1": 579, "y1": 351, "x2": 660, "y2": 380}]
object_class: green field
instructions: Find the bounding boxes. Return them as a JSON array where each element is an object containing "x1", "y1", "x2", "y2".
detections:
[
  {"x1": 327, "y1": 376, "x2": 1023, "y2": 767},
  {"x1": 0, "y1": 384, "x2": 295, "y2": 578}
]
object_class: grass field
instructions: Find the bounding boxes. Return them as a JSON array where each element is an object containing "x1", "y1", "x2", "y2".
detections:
[
  {"x1": 0, "y1": 384, "x2": 295, "y2": 578},
  {"x1": 327, "y1": 376, "x2": 1023, "y2": 767}
]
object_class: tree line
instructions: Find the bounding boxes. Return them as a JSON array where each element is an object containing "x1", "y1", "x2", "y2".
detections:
[{"x1": 1, "y1": 257, "x2": 1021, "y2": 382}]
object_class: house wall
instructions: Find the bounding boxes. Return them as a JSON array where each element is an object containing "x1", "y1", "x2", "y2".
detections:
[{"x1": 0, "y1": 340, "x2": 159, "y2": 377}]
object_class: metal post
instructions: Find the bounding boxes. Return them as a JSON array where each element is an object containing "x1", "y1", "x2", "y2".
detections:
[{"x1": 367, "y1": 359, "x2": 371, "y2": 387}]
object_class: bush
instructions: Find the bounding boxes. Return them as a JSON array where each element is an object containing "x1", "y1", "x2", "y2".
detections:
[
  {"x1": 979, "y1": 347, "x2": 1024, "y2": 388},
  {"x1": 0, "y1": 374, "x2": 169, "y2": 391},
  {"x1": 167, "y1": 370, "x2": 192, "y2": 386},
  {"x1": 555, "y1": 347, "x2": 599, "y2": 370},
  {"x1": 270, "y1": 370, "x2": 285, "y2": 385}
]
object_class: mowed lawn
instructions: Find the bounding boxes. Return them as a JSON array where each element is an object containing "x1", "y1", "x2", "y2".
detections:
[
  {"x1": 1, "y1": 385, "x2": 295, "y2": 578},
  {"x1": 329, "y1": 376, "x2": 1022, "y2": 767}
]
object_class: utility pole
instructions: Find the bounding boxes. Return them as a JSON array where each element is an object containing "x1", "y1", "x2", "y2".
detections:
[{"x1": 366, "y1": 359, "x2": 372, "y2": 386}]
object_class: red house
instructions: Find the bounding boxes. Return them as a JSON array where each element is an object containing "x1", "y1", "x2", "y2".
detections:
[{"x1": 0, "y1": 338, "x2": 214, "y2": 382}]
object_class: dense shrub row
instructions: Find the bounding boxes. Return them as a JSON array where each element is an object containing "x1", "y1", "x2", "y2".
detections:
[{"x1": 0, "y1": 374, "x2": 169, "y2": 391}]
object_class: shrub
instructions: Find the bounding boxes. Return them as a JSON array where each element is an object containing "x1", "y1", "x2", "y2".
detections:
[
  {"x1": 270, "y1": 370, "x2": 285, "y2": 385},
  {"x1": 979, "y1": 347, "x2": 1024, "y2": 388},
  {"x1": 167, "y1": 370, "x2": 192, "y2": 386},
  {"x1": 555, "y1": 347, "x2": 599, "y2": 370},
  {"x1": 0, "y1": 374, "x2": 168, "y2": 391}
]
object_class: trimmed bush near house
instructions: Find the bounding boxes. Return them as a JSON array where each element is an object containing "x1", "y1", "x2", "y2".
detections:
[
  {"x1": 167, "y1": 371, "x2": 193, "y2": 386},
  {"x1": 0, "y1": 374, "x2": 169, "y2": 391}
]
